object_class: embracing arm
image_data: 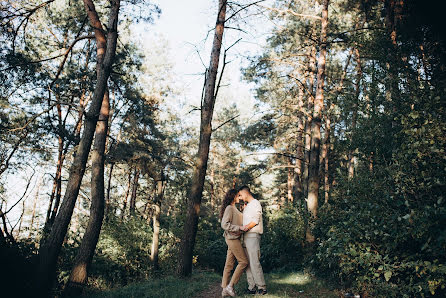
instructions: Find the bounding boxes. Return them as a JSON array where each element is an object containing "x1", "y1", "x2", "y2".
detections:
[{"x1": 242, "y1": 221, "x2": 257, "y2": 231}]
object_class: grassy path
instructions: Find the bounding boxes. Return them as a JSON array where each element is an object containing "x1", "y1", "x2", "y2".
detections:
[{"x1": 82, "y1": 271, "x2": 339, "y2": 298}]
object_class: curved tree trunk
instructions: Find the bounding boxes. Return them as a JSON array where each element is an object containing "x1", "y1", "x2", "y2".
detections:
[
  {"x1": 36, "y1": 0, "x2": 120, "y2": 294},
  {"x1": 306, "y1": 0, "x2": 329, "y2": 243},
  {"x1": 177, "y1": 0, "x2": 227, "y2": 277},
  {"x1": 64, "y1": 89, "x2": 110, "y2": 295}
]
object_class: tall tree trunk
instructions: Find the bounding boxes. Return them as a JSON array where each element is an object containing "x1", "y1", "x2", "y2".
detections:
[
  {"x1": 48, "y1": 147, "x2": 64, "y2": 227},
  {"x1": 45, "y1": 135, "x2": 63, "y2": 227},
  {"x1": 347, "y1": 48, "x2": 362, "y2": 179},
  {"x1": 287, "y1": 157, "x2": 294, "y2": 204},
  {"x1": 209, "y1": 167, "x2": 215, "y2": 211},
  {"x1": 294, "y1": 87, "x2": 305, "y2": 204},
  {"x1": 105, "y1": 162, "x2": 114, "y2": 220},
  {"x1": 151, "y1": 175, "x2": 165, "y2": 271},
  {"x1": 384, "y1": 0, "x2": 403, "y2": 153},
  {"x1": 129, "y1": 168, "x2": 140, "y2": 215},
  {"x1": 65, "y1": 89, "x2": 110, "y2": 295},
  {"x1": 36, "y1": 0, "x2": 120, "y2": 294},
  {"x1": 322, "y1": 108, "x2": 331, "y2": 204},
  {"x1": 177, "y1": 0, "x2": 227, "y2": 277},
  {"x1": 121, "y1": 170, "x2": 132, "y2": 220},
  {"x1": 303, "y1": 45, "x2": 316, "y2": 199},
  {"x1": 306, "y1": 0, "x2": 329, "y2": 243}
]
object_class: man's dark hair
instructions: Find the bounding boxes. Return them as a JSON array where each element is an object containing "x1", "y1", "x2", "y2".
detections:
[{"x1": 238, "y1": 185, "x2": 251, "y2": 194}]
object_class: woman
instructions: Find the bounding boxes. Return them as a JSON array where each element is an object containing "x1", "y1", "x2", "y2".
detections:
[{"x1": 220, "y1": 189, "x2": 249, "y2": 297}]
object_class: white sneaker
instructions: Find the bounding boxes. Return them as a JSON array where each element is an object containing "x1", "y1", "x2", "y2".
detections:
[
  {"x1": 221, "y1": 287, "x2": 229, "y2": 297},
  {"x1": 225, "y1": 285, "x2": 236, "y2": 297}
]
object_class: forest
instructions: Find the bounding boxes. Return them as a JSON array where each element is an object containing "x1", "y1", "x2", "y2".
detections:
[{"x1": 1, "y1": 0, "x2": 445, "y2": 297}]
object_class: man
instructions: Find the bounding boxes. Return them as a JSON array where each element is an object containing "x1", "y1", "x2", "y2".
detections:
[{"x1": 238, "y1": 185, "x2": 267, "y2": 295}]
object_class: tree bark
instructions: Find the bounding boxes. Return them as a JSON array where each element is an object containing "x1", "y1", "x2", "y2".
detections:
[
  {"x1": 105, "y1": 162, "x2": 114, "y2": 220},
  {"x1": 121, "y1": 170, "x2": 132, "y2": 219},
  {"x1": 347, "y1": 48, "x2": 362, "y2": 179},
  {"x1": 64, "y1": 89, "x2": 110, "y2": 295},
  {"x1": 151, "y1": 175, "x2": 165, "y2": 271},
  {"x1": 129, "y1": 167, "x2": 140, "y2": 215},
  {"x1": 209, "y1": 167, "x2": 215, "y2": 210},
  {"x1": 177, "y1": 0, "x2": 227, "y2": 277},
  {"x1": 306, "y1": 0, "x2": 329, "y2": 243},
  {"x1": 294, "y1": 87, "x2": 305, "y2": 204},
  {"x1": 287, "y1": 157, "x2": 294, "y2": 204},
  {"x1": 45, "y1": 134, "x2": 63, "y2": 227},
  {"x1": 322, "y1": 108, "x2": 331, "y2": 204},
  {"x1": 384, "y1": 0, "x2": 402, "y2": 153},
  {"x1": 36, "y1": 0, "x2": 120, "y2": 294},
  {"x1": 47, "y1": 136, "x2": 64, "y2": 227},
  {"x1": 303, "y1": 45, "x2": 316, "y2": 199}
]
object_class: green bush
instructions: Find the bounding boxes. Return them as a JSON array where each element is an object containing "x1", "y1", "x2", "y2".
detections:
[
  {"x1": 314, "y1": 171, "x2": 446, "y2": 297},
  {"x1": 194, "y1": 213, "x2": 227, "y2": 272},
  {"x1": 90, "y1": 216, "x2": 154, "y2": 287},
  {"x1": 57, "y1": 215, "x2": 178, "y2": 290},
  {"x1": 261, "y1": 206, "x2": 305, "y2": 272}
]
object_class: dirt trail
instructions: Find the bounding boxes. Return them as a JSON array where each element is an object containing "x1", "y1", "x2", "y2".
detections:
[{"x1": 195, "y1": 282, "x2": 223, "y2": 298}]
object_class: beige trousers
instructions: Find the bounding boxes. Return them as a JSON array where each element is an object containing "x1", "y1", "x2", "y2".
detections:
[
  {"x1": 244, "y1": 233, "x2": 266, "y2": 290},
  {"x1": 221, "y1": 238, "x2": 249, "y2": 288}
]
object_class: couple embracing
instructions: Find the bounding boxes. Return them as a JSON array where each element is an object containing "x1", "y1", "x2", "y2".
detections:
[{"x1": 220, "y1": 186, "x2": 267, "y2": 297}]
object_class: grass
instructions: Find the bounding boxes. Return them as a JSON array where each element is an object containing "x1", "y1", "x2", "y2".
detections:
[
  {"x1": 82, "y1": 270, "x2": 338, "y2": 298},
  {"x1": 234, "y1": 271, "x2": 339, "y2": 298},
  {"x1": 82, "y1": 270, "x2": 221, "y2": 298}
]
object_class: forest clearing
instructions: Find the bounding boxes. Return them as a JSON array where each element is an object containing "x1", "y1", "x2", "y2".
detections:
[{"x1": 1, "y1": 0, "x2": 445, "y2": 297}]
